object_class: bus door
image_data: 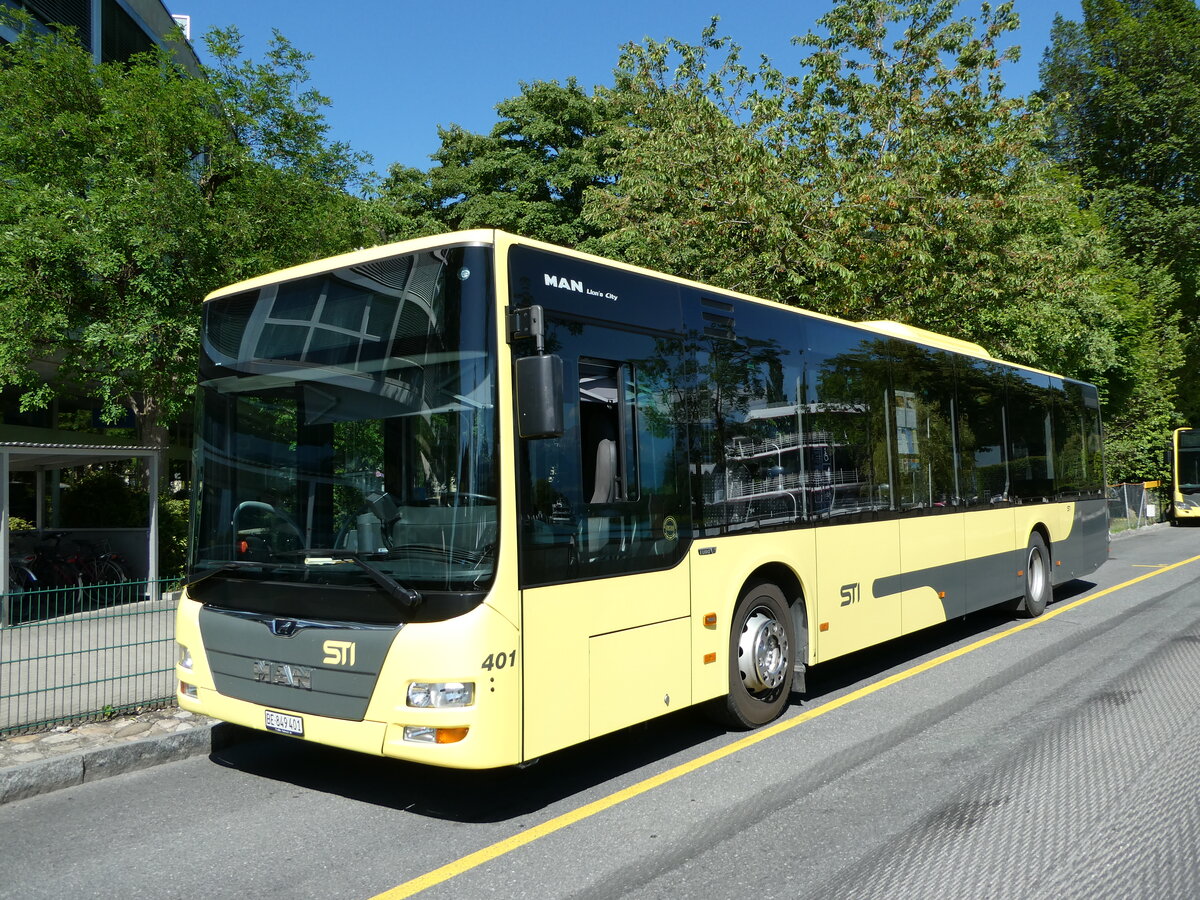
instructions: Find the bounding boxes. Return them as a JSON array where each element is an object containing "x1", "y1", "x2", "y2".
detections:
[{"x1": 514, "y1": 318, "x2": 693, "y2": 760}]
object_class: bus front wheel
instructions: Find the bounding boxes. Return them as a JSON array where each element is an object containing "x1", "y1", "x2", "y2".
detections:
[
  {"x1": 1014, "y1": 532, "x2": 1051, "y2": 618},
  {"x1": 713, "y1": 582, "x2": 795, "y2": 729}
]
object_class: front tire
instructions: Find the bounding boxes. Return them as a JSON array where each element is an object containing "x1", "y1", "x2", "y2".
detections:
[
  {"x1": 713, "y1": 582, "x2": 795, "y2": 728},
  {"x1": 1014, "y1": 532, "x2": 1051, "y2": 618}
]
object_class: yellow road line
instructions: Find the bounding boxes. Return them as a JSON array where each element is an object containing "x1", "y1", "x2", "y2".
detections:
[{"x1": 373, "y1": 551, "x2": 1200, "y2": 899}]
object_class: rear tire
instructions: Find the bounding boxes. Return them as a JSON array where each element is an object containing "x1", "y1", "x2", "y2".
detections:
[
  {"x1": 1014, "y1": 532, "x2": 1051, "y2": 618},
  {"x1": 712, "y1": 582, "x2": 795, "y2": 729}
]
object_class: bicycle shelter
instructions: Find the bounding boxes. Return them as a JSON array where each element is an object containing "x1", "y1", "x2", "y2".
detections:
[{"x1": 0, "y1": 441, "x2": 161, "y2": 627}]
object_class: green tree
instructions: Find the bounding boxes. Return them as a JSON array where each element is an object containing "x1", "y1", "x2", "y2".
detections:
[
  {"x1": 374, "y1": 79, "x2": 611, "y2": 245},
  {"x1": 583, "y1": 1, "x2": 1181, "y2": 480},
  {"x1": 582, "y1": 24, "x2": 795, "y2": 297},
  {"x1": 1041, "y1": 0, "x2": 1200, "y2": 424},
  {"x1": 587, "y1": 5, "x2": 1117, "y2": 373},
  {"x1": 0, "y1": 14, "x2": 372, "y2": 449}
]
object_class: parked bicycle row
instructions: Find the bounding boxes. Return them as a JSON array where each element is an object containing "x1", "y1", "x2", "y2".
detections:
[{"x1": 6, "y1": 531, "x2": 140, "y2": 624}]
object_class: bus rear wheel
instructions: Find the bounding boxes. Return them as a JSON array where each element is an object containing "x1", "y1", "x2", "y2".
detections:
[
  {"x1": 713, "y1": 582, "x2": 795, "y2": 729},
  {"x1": 1014, "y1": 532, "x2": 1051, "y2": 618}
]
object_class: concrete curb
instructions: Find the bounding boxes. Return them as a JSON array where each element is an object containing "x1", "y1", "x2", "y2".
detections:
[{"x1": 0, "y1": 722, "x2": 252, "y2": 807}]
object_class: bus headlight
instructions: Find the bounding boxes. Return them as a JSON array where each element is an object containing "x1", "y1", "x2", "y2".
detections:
[
  {"x1": 407, "y1": 681, "x2": 475, "y2": 708},
  {"x1": 177, "y1": 642, "x2": 193, "y2": 670}
]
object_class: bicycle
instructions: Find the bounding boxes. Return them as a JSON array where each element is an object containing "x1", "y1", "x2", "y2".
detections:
[
  {"x1": 22, "y1": 532, "x2": 85, "y2": 618},
  {"x1": 69, "y1": 537, "x2": 136, "y2": 608}
]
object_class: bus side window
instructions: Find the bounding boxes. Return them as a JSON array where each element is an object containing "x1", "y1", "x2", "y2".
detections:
[
  {"x1": 1007, "y1": 370, "x2": 1055, "y2": 501},
  {"x1": 516, "y1": 328, "x2": 689, "y2": 588}
]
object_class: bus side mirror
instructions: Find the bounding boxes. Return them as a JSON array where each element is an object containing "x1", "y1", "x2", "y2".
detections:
[
  {"x1": 1166, "y1": 449, "x2": 1174, "y2": 468},
  {"x1": 516, "y1": 354, "x2": 564, "y2": 439}
]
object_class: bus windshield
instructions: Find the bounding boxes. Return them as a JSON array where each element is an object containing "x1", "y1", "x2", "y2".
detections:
[
  {"x1": 1180, "y1": 430, "x2": 1200, "y2": 493},
  {"x1": 188, "y1": 245, "x2": 498, "y2": 616}
]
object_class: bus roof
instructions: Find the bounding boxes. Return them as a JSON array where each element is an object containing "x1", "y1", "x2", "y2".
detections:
[
  {"x1": 205, "y1": 229, "x2": 1075, "y2": 380},
  {"x1": 202, "y1": 230, "x2": 499, "y2": 302}
]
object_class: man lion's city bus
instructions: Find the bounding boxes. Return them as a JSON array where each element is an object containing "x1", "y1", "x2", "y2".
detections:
[
  {"x1": 175, "y1": 230, "x2": 1108, "y2": 769},
  {"x1": 1168, "y1": 427, "x2": 1200, "y2": 524}
]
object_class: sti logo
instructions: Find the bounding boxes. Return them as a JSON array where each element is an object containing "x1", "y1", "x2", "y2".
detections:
[
  {"x1": 323, "y1": 639, "x2": 356, "y2": 667},
  {"x1": 544, "y1": 273, "x2": 584, "y2": 293}
]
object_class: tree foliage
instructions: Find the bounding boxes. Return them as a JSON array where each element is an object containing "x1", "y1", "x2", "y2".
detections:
[
  {"x1": 1041, "y1": 0, "x2": 1200, "y2": 428},
  {"x1": 374, "y1": 78, "x2": 611, "y2": 245},
  {"x1": 2, "y1": 0, "x2": 1190, "y2": 484},
  {"x1": 370, "y1": 0, "x2": 1183, "y2": 480},
  {"x1": 584, "y1": 2, "x2": 1133, "y2": 382},
  {"x1": 0, "y1": 14, "x2": 372, "y2": 447}
]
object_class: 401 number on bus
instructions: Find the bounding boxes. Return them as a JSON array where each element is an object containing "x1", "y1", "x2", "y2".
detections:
[{"x1": 481, "y1": 650, "x2": 516, "y2": 671}]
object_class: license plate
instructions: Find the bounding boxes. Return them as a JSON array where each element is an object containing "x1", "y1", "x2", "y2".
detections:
[{"x1": 264, "y1": 710, "x2": 304, "y2": 737}]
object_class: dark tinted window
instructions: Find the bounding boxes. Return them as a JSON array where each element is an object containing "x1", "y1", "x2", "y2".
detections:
[
  {"x1": 687, "y1": 297, "x2": 808, "y2": 534},
  {"x1": 958, "y1": 359, "x2": 1009, "y2": 506},
  {"x1": 1007, "y1": 370, "x2": 1054, "y2": 501},
  {"x1": 891, "y1": 343, "x2": 958, "y2": 511},
  {"x1": 803, "y1": 320, "x2": 892, "y2": 520},
  {"x1": 516, "y1": 320, "x2": 690, "y2": 587},
  {"x1": 1053, "y1": 379, "x2": 1105, "y2": 498}
]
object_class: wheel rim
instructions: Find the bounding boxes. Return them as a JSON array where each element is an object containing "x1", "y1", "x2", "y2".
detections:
[
  {"x1": 1028, "y1": 545, "x2": 1047, "y2": 600},
  {"x1": 738, "y1": 607, "x2": 789, "y2": 693}
]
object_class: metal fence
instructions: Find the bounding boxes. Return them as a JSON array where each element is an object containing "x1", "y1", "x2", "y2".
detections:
[
  {"x1": 1107, "y1": 482, "x2": 1161, "y2": 533},
  {"x1": 0, "y1": 580, "x2": 176, "y2": 736}
]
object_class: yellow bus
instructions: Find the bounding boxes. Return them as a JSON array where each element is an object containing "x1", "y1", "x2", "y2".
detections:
[
  {"x1": 175, "y1": 230, "x2": 1109, "y2": 768},
  {"x1": 1168, "y1": 427, "x2": 1200, "y2": 524}
]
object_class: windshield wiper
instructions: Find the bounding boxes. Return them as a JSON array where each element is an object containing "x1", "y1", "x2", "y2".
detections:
[
  {"x1": 385, "y1": 543, "x2": 494, "y2": 567},
  {"x1": 187, "y1": 559, "x2": 290, "y2": 588},
  {"x1": 288, "y1": 550, "x2": 423, "y2": 609}
]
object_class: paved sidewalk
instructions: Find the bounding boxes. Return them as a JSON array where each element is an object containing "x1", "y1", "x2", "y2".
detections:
[{"x1": 0, "y1": 707, "x2": 247, "y2": 806}]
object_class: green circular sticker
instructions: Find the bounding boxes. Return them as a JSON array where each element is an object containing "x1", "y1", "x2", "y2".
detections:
[{"x1": 663, "y1": 516, "x2": 678, "y2": 542}]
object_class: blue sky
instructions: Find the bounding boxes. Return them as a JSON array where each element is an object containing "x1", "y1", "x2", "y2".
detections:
[{"x1": 171, "y1": 0, "x2": 1082, "y2": 176}]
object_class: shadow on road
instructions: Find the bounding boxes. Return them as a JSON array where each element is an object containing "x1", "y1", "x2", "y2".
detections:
[
  {"x1": 806, "y1": 579, "x2": 1094, "y2": 699},
  {"x1": 208, "y1": 580, "x2": 1096, "y2": 823},
  {"x1": 209, "y1": 708, "x2": 726, "y2": 823}
]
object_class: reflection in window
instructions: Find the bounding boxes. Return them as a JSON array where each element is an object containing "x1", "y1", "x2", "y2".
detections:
[
  {"x1": 517, "y1": 322, "x2": 689, "y2": 587},
  {"x1": 1007, "y1": 371, "x2": 1054, "y2": 501},
  {"x1": 891, "y1": 345, "x2": 957, "y2": 511},
  {"x1": 958, "y1": 360, "x2": 1009, "y2": 506},
  {"x1": 804, "y1": 323, "x2": 891, "y2": 520},
  {"x1": 192, "y1": 246, "x2": 499, "y2": 598},
  {"x1": 691, "y1": 303, "x2": 816, "y2": 534},
  {"x1": 515, "y1": 295, "x2": 1106, "y2": 581}
]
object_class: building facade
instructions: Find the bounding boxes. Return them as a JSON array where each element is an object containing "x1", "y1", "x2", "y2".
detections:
[{"x1": 0, "y1": 0, "x2": 198, "y2": 70}]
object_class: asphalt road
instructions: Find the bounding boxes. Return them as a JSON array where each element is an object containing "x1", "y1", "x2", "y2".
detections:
[{"x1": 3, "y1": 524, "x2": 1199, "y2": 900}]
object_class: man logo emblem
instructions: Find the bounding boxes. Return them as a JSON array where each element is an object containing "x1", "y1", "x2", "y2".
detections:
[
  {"x1": 252, "y1": 659, "x2": 312, "y2": 690},
  {"x1": 268, "y1": 619, "x2": 298, "y2": 637}
]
